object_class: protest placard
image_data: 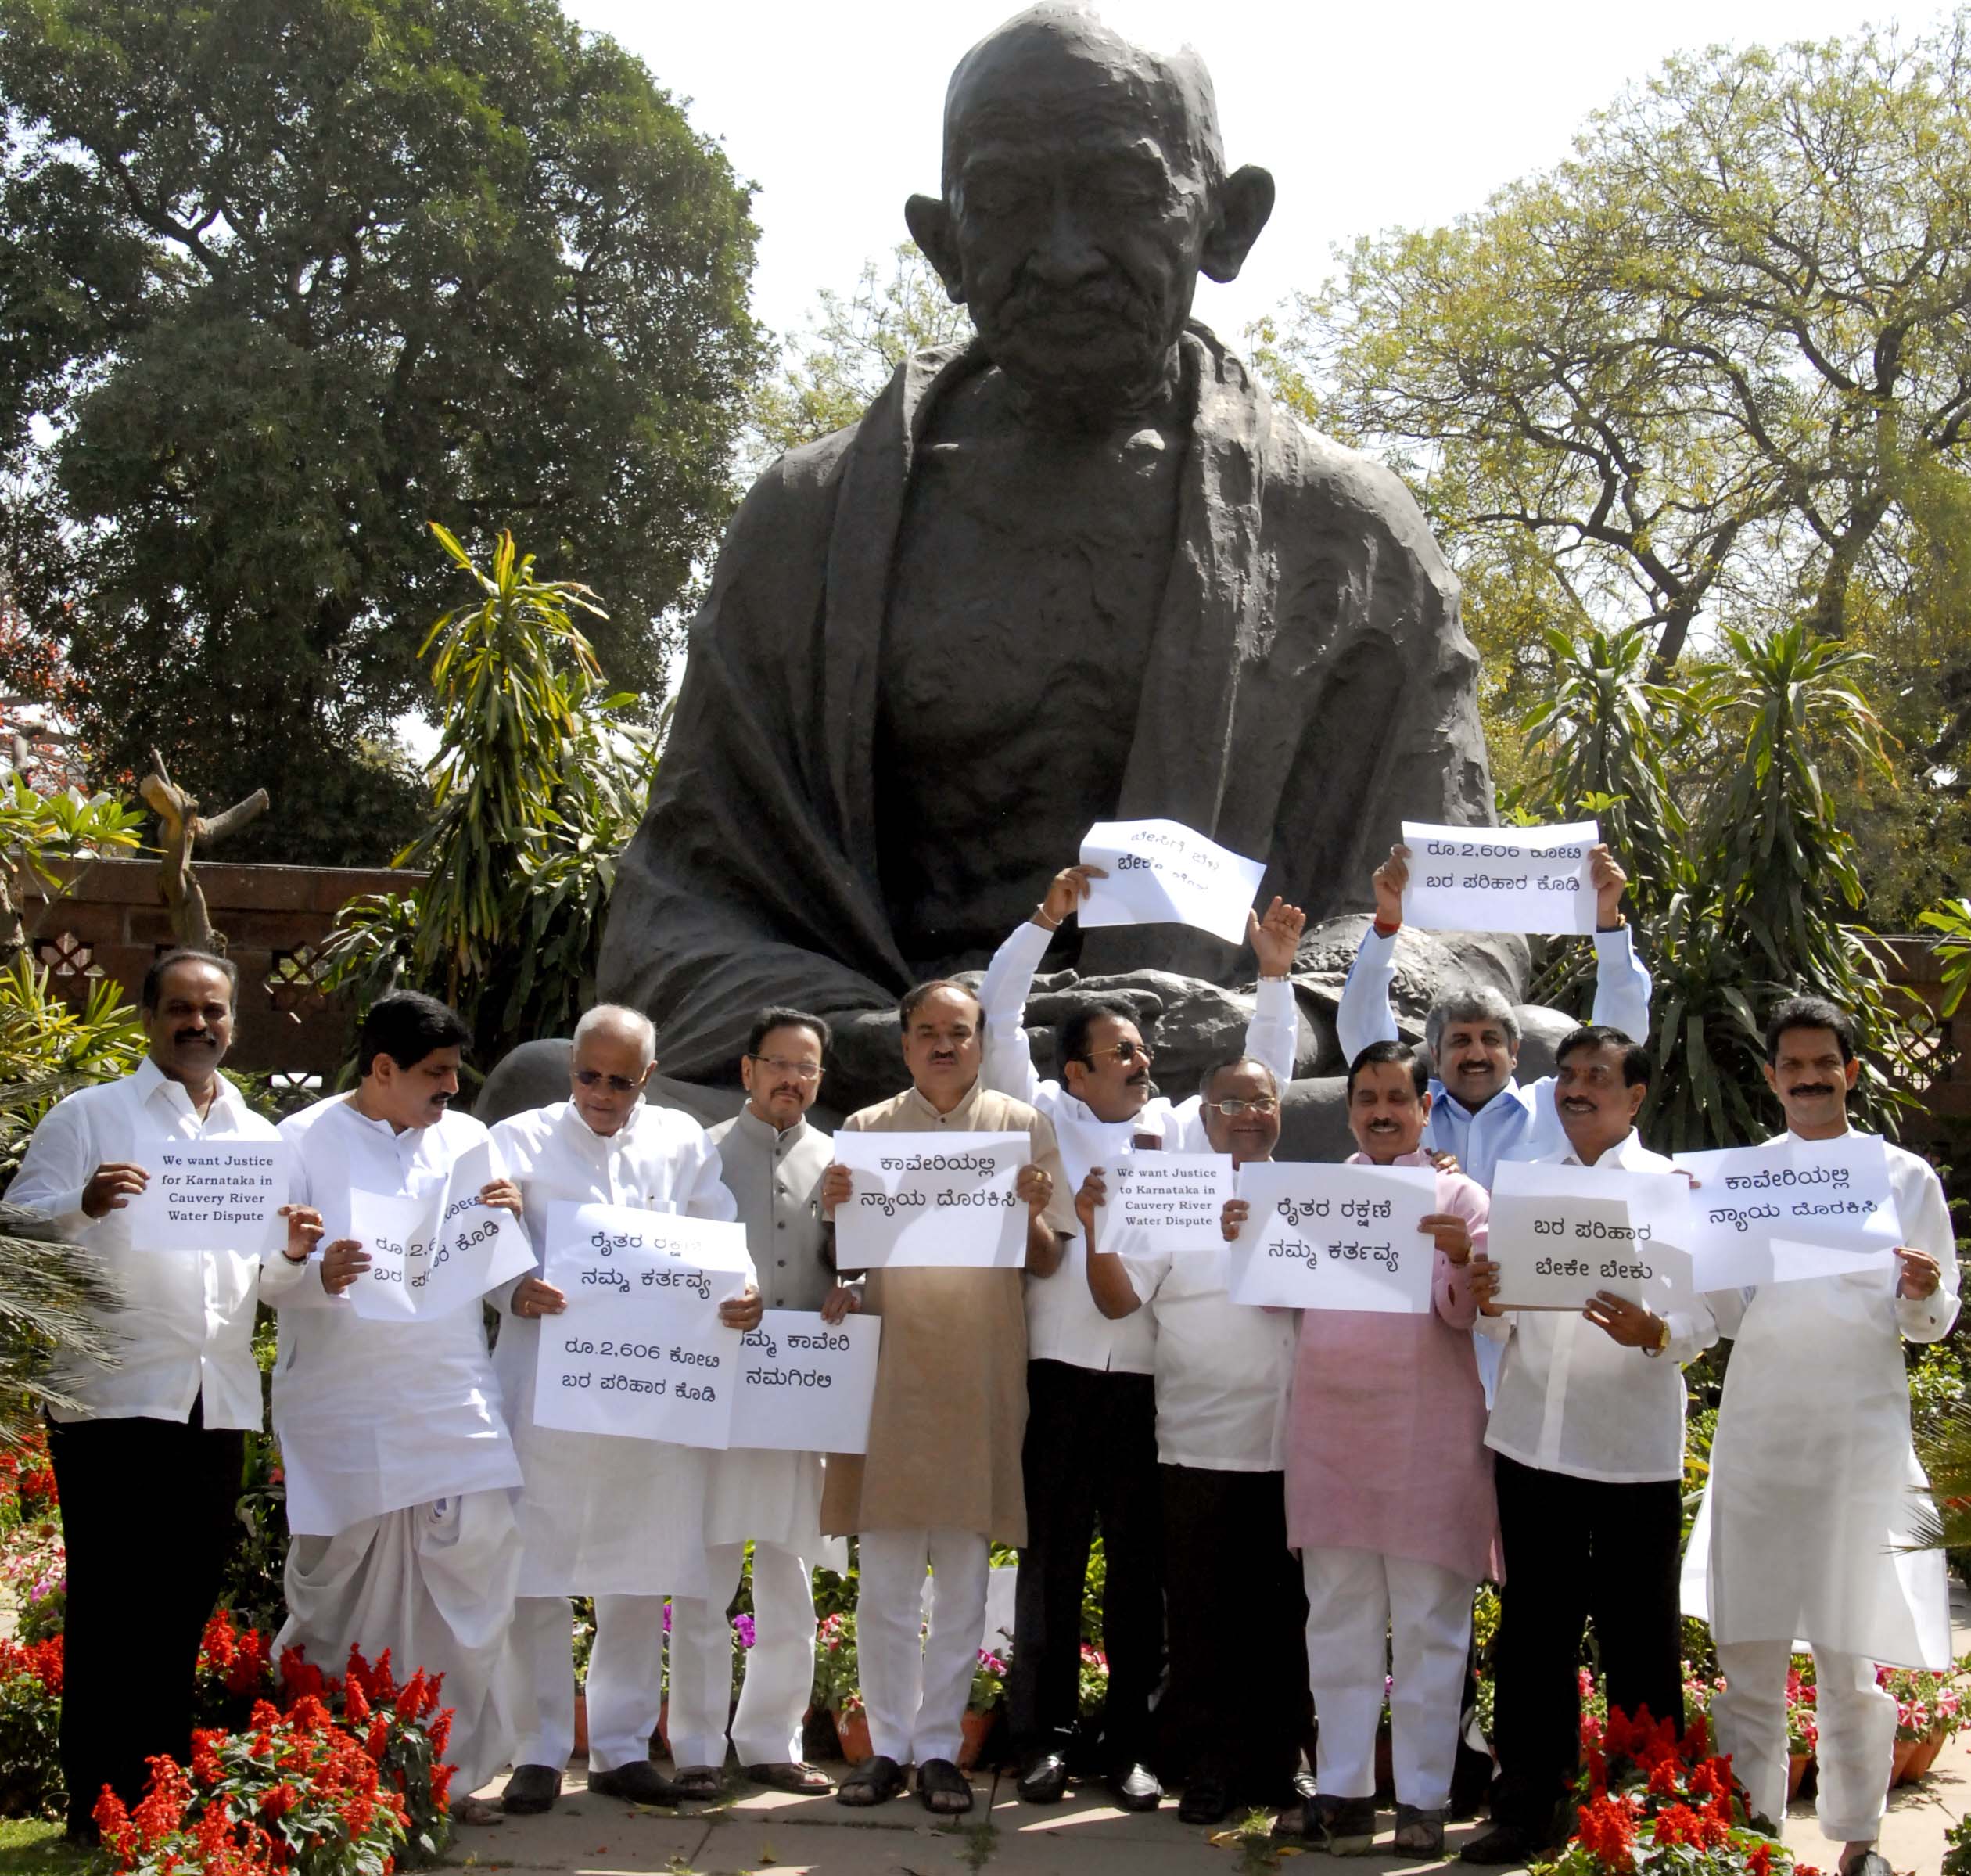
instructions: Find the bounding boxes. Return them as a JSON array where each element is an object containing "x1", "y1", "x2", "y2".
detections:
[
  {"x1": 1225, "y1": 1162, "x2": 1441, "y2": 1312},
  {"x1": 122, "y1": 1140, "x2": 289, "y2": 1254},
  {"x1": 532, "y1": 1217, "x2": 748, "y2": 1447},
  {"x1": 544, "y1": 1200, "x2": 755, "y2": 1277},
  {"x1": 1671, "y1": 1135, "x2": 1902, "y2": 1291},
  {"x1": 1399, "y1": 820, "x2": 1600, "y2": 936},
  {"x1": 833, "y1": 1131, "x2": 1029, "y2": 1269},
  {"x1": 1486, "y1": 1160, "x2": 1693, "y2": 1310},
  {"x1": 344, "y1": 1188, "x2": 439, "y2": 1320},
  {"x1": 728, "y1": 1310, "x2": 882, "y2": 1454},
  {"x1": 1100, "y1": 1154, "x2": 1233, "y2": 1260},
  {"x1": 1077, "y1": 818, "x2": 1267, "y2": 947}
]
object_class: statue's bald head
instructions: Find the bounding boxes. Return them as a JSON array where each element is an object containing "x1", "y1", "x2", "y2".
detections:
[{"x1": 941, "y1": 5, "x2": 1225, "y2": 197}]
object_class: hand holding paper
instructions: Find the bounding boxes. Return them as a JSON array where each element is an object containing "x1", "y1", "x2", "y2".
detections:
[
  {"x1": 831, "y1": 1131, "x2": 1029, "y2": 1269},
  {"x1": 1399, "y1": 820, "x2": 1601, "y2": 936},
  {"x1": 1078, "y1": 818, "x2": 1266, "y2": 947}
]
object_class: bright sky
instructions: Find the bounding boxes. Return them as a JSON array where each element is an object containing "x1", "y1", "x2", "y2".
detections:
[{"x1": 566, "y1": 0, "x2": 1923, "y2": 350}]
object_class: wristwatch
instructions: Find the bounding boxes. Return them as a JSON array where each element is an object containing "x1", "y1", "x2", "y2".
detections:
[{"x1": 1642, "y1": 1314, "x2": 1671, "y2": 1357}]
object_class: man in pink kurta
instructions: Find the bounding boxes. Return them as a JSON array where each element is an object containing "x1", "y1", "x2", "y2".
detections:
[{"x1": 1283, "y1": 1041, "x2": 1499, "y2": 1860}]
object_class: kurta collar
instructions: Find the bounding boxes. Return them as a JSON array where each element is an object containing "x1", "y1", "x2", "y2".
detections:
[
  {"x1": 1553, "y1": 1128, "x2": 1646, "y2": 1169},
  {"x1": 135, "y1": 1052, "x2": 247, "y2": 1127},
  {"x1": 901, "y1": 1079, "x2": 986, "y2": 1127},
  {"x1": 734, "y1": 1103, "x2": 808, "y2": 1149},
  {"x1": 557, "y1": 1098, "x2": 641, "y2": 1152},
  {"x1": 1434, "y1": 1080, "x2": 1527, "y2": 1126},
  {"x1": 1346, "y1": 1148, "x2": 1431, "y2": 1168}
]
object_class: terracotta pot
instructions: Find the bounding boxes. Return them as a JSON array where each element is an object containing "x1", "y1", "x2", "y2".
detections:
[
  {"x1": 1889, "y1": 1738, "x2": 1919, "y2": 1788},
  {"x1": 573, "y1": 1690, "x2": 588, "y2": 1757},
  {"x1": 957, "y1": 1707, "x2": 994, "y2": 1771},
  {"x1": 1904, "y1": 1727, "x2": 1947, "y2": 1781},
  {"x1": 1786, "y1": 1752, "x2": 1810, "y2": 1799},
  {"x1": 835, "y1": 1706, "x2": 872, "y2": 1764}
]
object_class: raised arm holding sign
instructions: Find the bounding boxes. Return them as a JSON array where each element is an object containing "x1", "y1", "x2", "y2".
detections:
[
  {"x1": 1077, "y1": 818, "x2": 1266, "y2": 947},
  {"x1": 1399, "y1": 819, "x2": 1601, "y2": 936}
]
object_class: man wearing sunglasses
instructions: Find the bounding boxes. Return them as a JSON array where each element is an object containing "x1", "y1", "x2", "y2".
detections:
[
  {"x1": 487, "y1": 1004, "x2": 757, "y2": 1814},
  {"x1": 979, "y1": 867, "x2": 1302, "y2": 1811}
]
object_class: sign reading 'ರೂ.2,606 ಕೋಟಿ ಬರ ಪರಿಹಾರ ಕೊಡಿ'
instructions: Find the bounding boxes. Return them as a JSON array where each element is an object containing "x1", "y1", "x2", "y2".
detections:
[
  {"x1": 1077, "y1": 818, "x2": 1268, "y2": 947},
  {"x1": 1399, "y1": 820, "x2": 1600, "y2": 936},
  {"x1": 1225, "y1": 1162, "x2": 1441, "y2": 1312},
  {"x1": 1485, "y1": 1161, "x2": 1694, "y2": 1310},
  {"x1": 831, "y1": 1131, "x2": 1030, "y2": 1269}
]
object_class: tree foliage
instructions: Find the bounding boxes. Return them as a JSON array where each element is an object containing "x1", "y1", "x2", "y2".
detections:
[{"x1": 0, "y1": 0, "x2": 763, "y2": 863}]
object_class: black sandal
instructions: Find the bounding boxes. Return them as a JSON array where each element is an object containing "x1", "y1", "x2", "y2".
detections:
[
  {"x1": 835, "y1": 1755, "x2": 906, "y2": 1806},
  {"x1": 917, "y1": 1757, "x2": 975, "y2": 1817}
]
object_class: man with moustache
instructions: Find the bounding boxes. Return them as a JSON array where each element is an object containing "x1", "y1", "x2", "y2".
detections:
[
  {"x1": 13, "y1": 950, "x2": 293, "y2": 1841},
  {"x1": 487, "y1": 1004, "x2": 756, "y2": 1813},
  {"x1": 819, "y1": 981, "x2": 1076, "y2": 1818},
  {"x1": 1686, "y1": 997, "x2": 1956, "y2": 1876},
  {"x1": 1078, "y1": 1058, "x2": 1306, "y2": 1827},
  {"x1": 1461, "y1": 1028, "x2": 1718, "y2": 1865},
  {"x1": 265, "y1": 992, "x2": 529, "y2": 1825},
  {"x1": 979, "y1": 864, "x2": 1304, "y2": 1810},
  {"x1": 668, "y1": 1009, "x2": 839, "y2": 1796}
]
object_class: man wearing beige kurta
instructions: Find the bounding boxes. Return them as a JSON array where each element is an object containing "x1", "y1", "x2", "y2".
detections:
[{"x1": 820, "y1": 982, "x2": 1075, "y2": 1817}]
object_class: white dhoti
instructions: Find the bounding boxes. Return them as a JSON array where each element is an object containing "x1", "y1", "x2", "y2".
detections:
[{"x1": 278, "y1": 1489, "x2": 524, "y2": 1794}]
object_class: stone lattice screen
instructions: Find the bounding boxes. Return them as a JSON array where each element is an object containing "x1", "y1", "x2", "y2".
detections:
[{"x1": 18, "y1": 858, "x2": 426, "y2": 1085}]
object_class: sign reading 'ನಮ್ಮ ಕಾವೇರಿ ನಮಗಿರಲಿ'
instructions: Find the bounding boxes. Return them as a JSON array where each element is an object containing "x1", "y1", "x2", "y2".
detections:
[
  {"x1": 831, "y1": 1130, "x2": 1029, "y2": 1269},
  {"x1": 1485, "y1": 1160, "x2": 1694, "y2": 1310},
  {"x1": 1100, "y1": 1153, "x2": 1233, "y2": 1259},
  {"x1": 1077, "y1": 818, "x2": 1268, "y2": 947},
  {"x1": 120, "y1": 1140, "x2": 292, "y2": 1254},
  {"x1": 1669, "y1": 1134, "x2": 1902, "y2": 1291},
  {"x1": 1224, "y1": 1161, "x2": 1442, "y2": 1312},
  {"x1": 1399, "y1": 819, "x2": 1600, "y2": 936},
  {"x1": 727, "y1": 1310, "x2": 882, "y2": 1454},
  {"x1": 530, "y1": 1201, "x2": 754, "y2": 1447}
]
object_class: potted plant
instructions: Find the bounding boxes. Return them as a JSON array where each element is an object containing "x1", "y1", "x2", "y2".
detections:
[
  {"x1": 1786, "y1": 1656, "x2": 1818, "y2": 1798},
  {"x1": 960, "y1": 1648, "x2": 1007, "y2": 1770},
  {"x1": 817, "y1": 1613, "x2": 871, "y2": 1763}
]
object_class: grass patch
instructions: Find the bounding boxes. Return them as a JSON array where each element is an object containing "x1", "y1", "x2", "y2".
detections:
[{"x1": 0, "y1": 1820, "x2": 95, "y2": 1876}]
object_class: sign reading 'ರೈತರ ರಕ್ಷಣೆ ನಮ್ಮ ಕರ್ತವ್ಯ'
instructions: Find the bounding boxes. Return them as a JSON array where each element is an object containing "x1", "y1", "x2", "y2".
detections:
[
  {"x1": 1225, "y1": 1161, "x2": 1441, "y2": 1312},
  {"x1": 1077, "y1": 818, "x2": 1268, "y2": 947},
  {"x1": 1399, "y1": 819, "x2": 1600, "y2": 936},
  {"x1": 831, "y1": 1130, "x2": 1030, "y2": 1269}
]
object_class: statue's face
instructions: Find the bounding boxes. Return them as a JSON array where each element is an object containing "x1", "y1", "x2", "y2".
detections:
[{"x1": 943, "y1": 48, "x2": 1216, "y2": 412}]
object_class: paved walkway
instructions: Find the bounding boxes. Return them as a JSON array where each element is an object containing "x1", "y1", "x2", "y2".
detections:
[{"x1": 456, "y1": 1733, "x2": 1966, "y2": 1875}]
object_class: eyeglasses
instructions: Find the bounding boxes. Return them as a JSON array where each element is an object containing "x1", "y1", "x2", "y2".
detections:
[
  {"x1": 749, "y1": 1055, "x2": 824, "y2": 1083},
  {"x1": 574, "y1": 1068, "x2": 644, "y2": 1094},
  {"x1": 1204, "y1": 1096, "x2": 1280, "y2": 1117},
  {"x1": 1080, "y1": 1040, "x2": 1154, "y2": 1066}
]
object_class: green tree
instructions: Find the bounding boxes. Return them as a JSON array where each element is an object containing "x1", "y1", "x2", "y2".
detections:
[{"x1": 0, "y1": 0, "x2": 763, "y2": 863}]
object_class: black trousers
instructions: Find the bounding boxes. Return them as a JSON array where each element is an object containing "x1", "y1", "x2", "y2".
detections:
[
  {"x1": 48, "y1": 1402, "x2": 244, "y2": 1834},
  {"x1": 1158, "y1": 1462, "x2": 1309, "y2": 1804},
  {"x1": 1489, "y1": 1452, "x2": 1684, "y2": 1831},
  {"x1": 1007, "y1": 1360, "x2": 1164, "y2": 1766}
]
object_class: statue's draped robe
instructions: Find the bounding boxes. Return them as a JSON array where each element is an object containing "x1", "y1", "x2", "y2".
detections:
[{"x1": 599, "y1": 326, "x2": 1494, "y2": 1082}]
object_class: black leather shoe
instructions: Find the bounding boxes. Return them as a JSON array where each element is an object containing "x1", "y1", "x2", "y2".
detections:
[
  {"x1": 1017, "y1": 1750, "x2": 1071, "y2": 1803},
  {"x1": 501, "y1": 1763, "x2": 562, "y2": 1814},
  {"x1": 588, "y1": 1760, "x2": 687, "y2": 1805},
  {"x1": 1178, "y1": 1774, "x2": 1232, "y2": 1826},
  {"x1": 1111, "y1": 1762, "x2": 1162, "y2": 1812},
  {"x1": 1461, "y1": 1821, "x2": 1554, "y2": 1864}
]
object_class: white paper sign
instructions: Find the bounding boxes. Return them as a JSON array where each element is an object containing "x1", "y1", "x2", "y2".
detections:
[
  {"x1": 832, "y1": 1131, "x2": 1029, "y2": 1269},
  {"x1": 1077, "y1": 818, "x2": 1267, "y2": 947},
  {"x1": 123, "y1": 1141, "x2": 290, "y2": 1253},
  {"x1": 729, "y1": 1310, "x2": 882, "y2": 1454},
  {"x1": 1100, "y1": 1154, "x2": 1233, "y2": 1258},
  {"x1": 1225, "y1": 1162, "x2": 1442, "y2": 1312},
  {"x1": 1487, "y1": 1160, "x2": 1693, "y2": 1310},
  {"x1": 1400, "y1": 819, "x2": 1600, "y2": 936},
  {"x1": 344, "y1": 1188, "x2": 439, "y2": 1319},
  {"x1": 533, "y1": 1216, "x2": 751, "y2": 1447},
  {"x1": 1671, "y1": 1135, "x2": 1902, "y2": 1292}
]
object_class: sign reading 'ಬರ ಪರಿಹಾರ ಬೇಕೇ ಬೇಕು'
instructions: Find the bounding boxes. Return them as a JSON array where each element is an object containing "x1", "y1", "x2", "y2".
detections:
[
  {"x1": 1485, "y1": 1160, "x2": 1693, "y2": 1310},
  {"x1": 832, "y1": 1131, "x2": 1029, "y2": 1269},
  {"x1": 1100, "y1": 1154, "x2": 1233, "y2": 1259},
  {"x1": 531, "y1": 1201, "x2": 753, "y2": 1447},
  {"x1": 1225, "y1": 1161, "x2": 1441, "y2": 1312},
  {"x1": 1399, "y1": 820, "x2": 1599, "y2": 936},
  {"x1": 728, "y1": 1310, "x2": 882, "y2": 1454},
  {"x1": 1077, "y1": 819, "x2": 1267, "y2": 947},
  {"x1": 121, "y1": 1141, "x2": 291, "y2": 1253},
  {"x1": 1670, "y1": 1134, "x2": 1901, "y2": 1291}
]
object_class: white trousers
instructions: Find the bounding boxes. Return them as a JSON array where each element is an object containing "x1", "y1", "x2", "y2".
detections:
[
  {"x1": 510, "y1": 1594, "x2": 665, "y2": 1775},
  {"x1": 668, "y1": 1540, "x2": 819, "y2": 1770},
  {"x1": 1714, "y1": 1641, "x2": 1896, "y2": 1844},
  {"x1": 278, "y1": 1490, "x2": 523, "y2": 1795},
  {"x1": 856, "y1": 1528, "x2": 990, "y2": 1766},
  {"x1": 1301, "y1": 1546, "x2": 1475, "y2": 1810}
]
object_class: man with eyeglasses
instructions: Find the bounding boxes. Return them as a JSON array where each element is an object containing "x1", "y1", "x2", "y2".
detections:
[
  {"x1": 979, "y1": 865, "x2": 1303, "y2": 1810},
  {"x1": 666, "y1": 1010, "x2": 842, "y2": 1795},
  {"x1": 1078, "y1": 1056, "x2": 1308, "y2": 1826},
  {"x1": 488, "y1": 1004, "x2": 757, "y2": 1815}
]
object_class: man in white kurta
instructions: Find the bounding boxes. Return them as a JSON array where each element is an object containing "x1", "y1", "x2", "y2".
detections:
[
  {"x1": 265, "y1": 991, "x2": 528, "y2": 1826},
  {"x1": 1686, "y1": 995, "x2": 1959, "y2": 1875},
  {"x1": 669, "y1": 1008, "x2": 841, "y2": 1794},
  {"x1": 486, "y1": 1005, "x2": 752, "y2": 1811}
]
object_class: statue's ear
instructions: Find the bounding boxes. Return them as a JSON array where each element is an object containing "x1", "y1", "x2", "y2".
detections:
[
  {"x1": 1200, "y1": 164, "x2": 1276, "y2": 284},
  {"x1": 906, "y1": 193, "x2": 966, "y2": 303}
]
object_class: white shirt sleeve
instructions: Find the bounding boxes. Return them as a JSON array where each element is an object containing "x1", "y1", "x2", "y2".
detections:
[
  {"x1": 978, "y1": 918, "x2": 1050, "y2": 1107},
  {"x1": 1894, "y1": 1156, "x2": 1960, "y2": 1342},
  {"x1": 1660, "y1": 1292, "x2": 1719, "y2": 1367},
  {"x1": 686, "y1": 1137, "x2": 741, "y2": 1224},
  {"x1": 9, "y1": 1091, "x2": 97, "y2": 1241},
  {"x1": 1335, "y1": 925, "x2": 1401, "y2": 1068},
  {"x1": 1588, "y1": 925, "x2": 1653, "y2": 1044},
  {"x1": 1244, "y1": 976, "x2": 1300, "y2": 1089}
]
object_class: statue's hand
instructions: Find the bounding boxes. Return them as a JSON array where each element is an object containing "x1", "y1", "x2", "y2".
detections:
[{"x1": 1023, "y1": 978, "x2": 1168, "y2": 1031}]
